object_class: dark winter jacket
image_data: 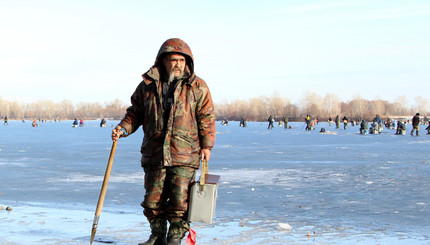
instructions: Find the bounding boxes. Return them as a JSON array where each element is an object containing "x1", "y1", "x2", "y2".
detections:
[
  {"x1": 373, "y1": 116, "x2": 382, "y2": 124},
  {"x1": 398, "y1": 121, "x2": 406, "y2": 130},
  {"x1": 360, "y1": 120, "x2": 368, "y2": 130},
  {"x1": 412, "y1": 115, "x2": 420, "y2": 126}
]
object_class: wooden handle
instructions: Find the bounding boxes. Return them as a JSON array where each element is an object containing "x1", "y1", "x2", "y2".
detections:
[
  {"x1": 91, "y1": 134, "x2": 119, "y2": 244},
  {"x1": 95, "y1": 140, "x2": 118, "y2": 216},
  {"x1": 200, "y1": 160, "x2": 209, "y2": 190}
]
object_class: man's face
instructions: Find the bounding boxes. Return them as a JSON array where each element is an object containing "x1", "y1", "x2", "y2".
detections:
[{"x1": 163, "y1": 53, "x2": 186, "y2": 79}]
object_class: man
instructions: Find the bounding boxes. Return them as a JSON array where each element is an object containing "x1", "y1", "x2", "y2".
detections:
[
  {"x1": 240, "y1": 118, "x2": 247, "y2": 127},
  {"x1": 72, "y1": 118, "x2": 78, "y2": 127},
  {"x1": 373, "y1": 114, "x2": 382, "y2": 125},
  {"x1": 395, "y1": 120, "x2": 406, "y2": 135},
  {"x1": 111, "y1": 38, "x2": 216, "y2": 245},
  {"x1": 267, "y1": 115, "x2": 274, "y2": 129},
  {"x1": 100, "y1": 118, "x2": 107, "y2": 127},
  {"x1": 283, "y1": 115, "x2": 288, "y2": 129},
  {"x1": 335, "y1": 115, "x2": 340, "y2": 129},
  {"x1": 373, "y1": 114, "x2": 383, "y2": 132},
  {"x1": 342, "y1": 115, "x2": 348, "y2": 130},
  {"x1": 370, "y1": 119, "x2": 379, "y2": 134},
  {"x1": 360, "y1": 119, "x2": 368, "y2": 135},
  {"x1": 411, "y1": 113, "x2": 420, "y2": 136},
  {"x1": 305, "y1": 115, "x2": 311, "y2": 130}
]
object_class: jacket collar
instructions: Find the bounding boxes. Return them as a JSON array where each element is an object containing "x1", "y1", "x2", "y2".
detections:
[{"x1": 142, "y1": 66, "x2": 195, "y2": 86}]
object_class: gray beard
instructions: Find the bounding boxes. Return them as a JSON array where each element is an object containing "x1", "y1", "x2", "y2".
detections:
[{"x1": 168, "y1": 70, "x2": 184, "y2": 84}]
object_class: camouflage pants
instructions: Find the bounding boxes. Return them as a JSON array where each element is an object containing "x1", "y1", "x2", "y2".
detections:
[
  {"x1": 411, "y1": 125, "x2": 420, "y2": 135},
  {"x1": 142, "y1": 165, "x2": 196, "y2": 238}
]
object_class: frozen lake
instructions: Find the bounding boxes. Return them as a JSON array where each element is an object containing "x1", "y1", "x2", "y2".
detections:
[{"x1": 0, "y1": 119, "x2": 429, "y2": 244}]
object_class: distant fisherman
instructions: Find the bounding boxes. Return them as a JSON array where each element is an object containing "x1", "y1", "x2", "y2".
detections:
[
  {"x1": 360, "y1": 120, "x2": 368, "y2": 135},
  {"x1": 268, "y1": 115, "x2": 274, "y2": 129},
  {"x1": 283, "y1": 116, "x2": 288, "y2": 129},
  {"x1": 411, "y1": 113, "x2": 420, "y2": 136},
  {"x1": 395, "y1": 121, "x2": 406, "y2": 135},
  {"x1": 304, "y1": 115, "x2": 310, "y2": 130},
  {"x1": 373, "y1": 114, "x2": 382, "y2": 125},
  {"x1": 32, "y1": 120, "x2": 39, "y2": 127},
  {"x1": 328, "y1": 117, "x2": 333, "y2": 126},
  {"x1": 240, "y1": 118, "x2": 247, "y2": 127},
  {"x1": 335, "y1": 115, "x2": 340, "y2": 129},
  {"x1": 72, "y1": 118, "x2": 78, "y2": 127},
  {"x1": 100, "y1": 118, "x2": 107, "y2": 127},
  {"x1": 370, "y1": 120, "x2": 379, "y2": 134},
  {"x1": 342, "y1": 116, "x2": 348, "y2": 130},
  {"x1": 373, "y1": 114, "x2": 383, "y2": 132}
]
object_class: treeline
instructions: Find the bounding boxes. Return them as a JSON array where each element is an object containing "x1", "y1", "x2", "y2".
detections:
[
  {"x1": 215, "y1": 93, "x2": 429, "y2": 122},
  {"x1": 1, "y1": 93, "x2": 429, "y2": 121},
  {"x1": 0, "y1": 98, "x2": 127, "y2": 120}
]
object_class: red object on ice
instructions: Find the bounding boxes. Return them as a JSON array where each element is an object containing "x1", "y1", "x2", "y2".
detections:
[{"x1": 185, "y1": 228, "x2": 196, "y2": 245}]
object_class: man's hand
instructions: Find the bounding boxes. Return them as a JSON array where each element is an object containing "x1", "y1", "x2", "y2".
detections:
[
  {"x1": 112, "y1": 126, "x2": 124, "y2": 142},
  {"x1": 200, "y1": 148, "x2": 211, "y2": 161}
]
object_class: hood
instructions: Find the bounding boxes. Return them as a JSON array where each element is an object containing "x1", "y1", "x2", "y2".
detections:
[{"x1": 154, "y1": 38, "x2": 194, "y2": 75}]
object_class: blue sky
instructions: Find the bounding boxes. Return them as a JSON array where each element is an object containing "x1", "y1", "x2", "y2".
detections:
[{"x1": 1, "y1": 0, "x2": 429, "y2": 106}]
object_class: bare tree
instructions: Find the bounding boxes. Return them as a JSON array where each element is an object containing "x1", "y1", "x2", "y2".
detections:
[
  {"x1": 0, "y1": 97, "x2": 4, "y2": 117},
  {"x1": 369, "y1": 97, "x2": 387, "y2": 117},
  {"x1": 214, "y1": 101, "x2": 228, "y2": 120},
  {"x1": 349, "y1": 94, "x2": 368, "y2": 120},
  {"x1": 267, "y1": 92, "x2": 285, "y2": 119},
  {"x1": 285, "y1": 103, "x2": 299, "y2": 120},
  {"x1": 391, "y1": 95, "x2": 409, "y2": 116},
  {"x1": 322, "y1": 93, "x2": 341, "y2": 119},
  {"x1": 233, "y1": 99, "x2": 249, "y2": 121},
  {"x1": 75, "y1": 102, "x2": 103, "y2": 119},
  {"x1": 248, "y1": 97, "x2": 266, "y2": 121},
  {"x1": 40, "y1": 100, "x2": 56, "y2": 120},
  {"x1": 225, "y1": 102, "x2": 235, "y2": 120},
  {"x1": 58, "y1": 100, "x2": 75, "y2": 119},
  {"x1": 281, "y1": 97, "x2": 292, "y2": 117},
  {"x1": 104, "y1": 99, "x2": 126, "y2": 119},
  {"x1": 0, "y1": 97, "x2": 10, "y2": 118},
  {"x1": 414, "y1": 96, "x2": 429, "y2": 115},
  {"x1": 300, "y1": 91, "x2": 322, "y2": 118},
  {"x1": 9, "y1": 101, "x2": 24, "y2": 120}
]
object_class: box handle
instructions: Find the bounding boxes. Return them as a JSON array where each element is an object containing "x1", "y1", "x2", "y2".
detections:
[{"x1": 200, "y1": 159, "x2": 209, "y2": 191}]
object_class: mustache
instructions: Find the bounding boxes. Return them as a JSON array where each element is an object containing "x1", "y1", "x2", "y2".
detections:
[
  {"x1": 169, "y1": 68, "x2": 184, "y2": 76},
  {"x1": 168, "y1": 69, "x2": 184, "y2": 83}
]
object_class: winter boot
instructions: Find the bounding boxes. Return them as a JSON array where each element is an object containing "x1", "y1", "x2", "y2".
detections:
[
  {"x1": 139, "y1": 218, "x2": 167, "y2": 245},
  {"x1": 139, "y1": 234, "x2": 167, "y2": 245},
  {"x1": 166, "y1": 218, "x2": 189, "y2": 245},
  {"x1": 166, "y1": 237, "x2": 181, "y2": 245}
]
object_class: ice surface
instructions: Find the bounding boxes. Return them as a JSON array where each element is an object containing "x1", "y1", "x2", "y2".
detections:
[{"x1": 0, "y1": 120, "x2": 429, "y2": 244}]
